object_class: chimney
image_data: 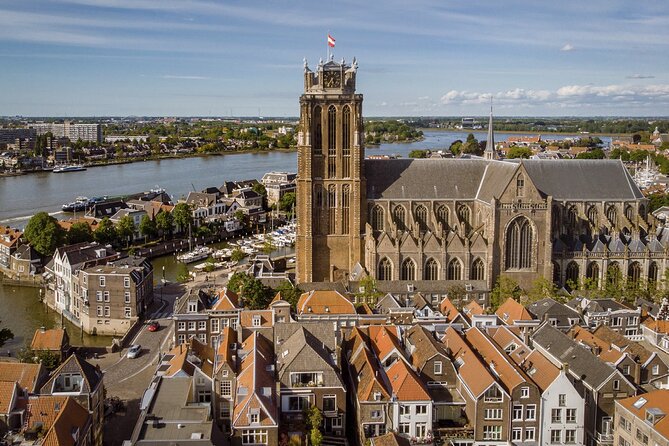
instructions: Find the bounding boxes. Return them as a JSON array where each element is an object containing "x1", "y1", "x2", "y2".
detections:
[{"x1": 40, "y1": 326, "x2": 46, "y2": 333}]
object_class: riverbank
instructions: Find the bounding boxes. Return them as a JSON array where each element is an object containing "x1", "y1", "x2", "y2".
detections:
[{"x1": 418, "y1": 128, "x2": 628, "y2": 137}]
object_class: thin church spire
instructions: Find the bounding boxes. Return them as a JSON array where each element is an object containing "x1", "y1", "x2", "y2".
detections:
[{"x1": 484, "y1": 97, "x2": 497, "y2": 160}]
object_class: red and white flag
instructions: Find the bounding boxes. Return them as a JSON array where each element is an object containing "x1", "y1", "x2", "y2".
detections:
[{"x1": 327, "y1": 34, "x2": 335, "y2": 48}]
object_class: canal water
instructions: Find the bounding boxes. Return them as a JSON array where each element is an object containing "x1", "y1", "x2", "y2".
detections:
[{"x1": 0, "y1": 130, "x2": 607, "y2": 351}]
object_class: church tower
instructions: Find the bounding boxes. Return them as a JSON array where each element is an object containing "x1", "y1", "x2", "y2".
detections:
[{"x1": 296, "y1": 57, "x2": 366, "y2": 283}]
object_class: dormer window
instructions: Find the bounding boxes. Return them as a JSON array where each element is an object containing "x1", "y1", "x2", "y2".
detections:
[
  {"x1": 373, "y1": 392, "x2": 382, "y2": 401},
  {"x1": 188, "y1": 302, "x2": 197, "y2": 313},
  {"x1": 646, "y1": 408, "x2": 665, "y2": 425},
  {"x1": 252, "y1": 315, "x2": 262, "y2": 327},
  {"x1": 249, "y1": 409, "x2": 260, "y2": 424}
]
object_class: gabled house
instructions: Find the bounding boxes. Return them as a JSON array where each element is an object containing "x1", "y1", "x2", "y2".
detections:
[
  {"x1": 386, "y1": 359, "x2": 433, "y2": 441},
  {"x1": 566, "y1": 297, "x2": 641, "y2": 338},
  {"x1": 531, "y1": 323, "x2": 636, "y2": 446},
  {"x1": 214, "y1": 326, "x2": 238, "y2": 432},
  {"x1": 275, "y1": 322, "x2": 346, "y2": 440},
  {"x1": 527, "y1": 298, "x2": 582, "y2": 331},
  {"x1": 296, "y1": 290, "x2": 358, "y2": 329}
]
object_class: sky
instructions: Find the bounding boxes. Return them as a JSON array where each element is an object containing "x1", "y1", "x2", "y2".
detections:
[{"x1": 1, "y1": 0, "x2": 669, "y2": 117}]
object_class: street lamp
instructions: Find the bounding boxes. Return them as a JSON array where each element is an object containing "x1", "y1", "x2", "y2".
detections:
[{"x1": 161, "y1": 265, "x2": 165, "y2": 303}]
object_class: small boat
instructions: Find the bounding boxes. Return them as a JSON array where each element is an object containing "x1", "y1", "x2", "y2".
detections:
[
  {"x1": 62, "y1": 196, "x2": 90, "y2": 212},
  {"x1": 53, "y1": 164, "x2": 87, "y2": 173},
  {"x1": 177, "y1": 246, "x2": 213, "y2": 263}
]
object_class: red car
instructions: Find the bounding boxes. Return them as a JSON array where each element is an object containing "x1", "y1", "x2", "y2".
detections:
[{"x1": 147, "y1": 321, "x2": 160, "y2": 332}]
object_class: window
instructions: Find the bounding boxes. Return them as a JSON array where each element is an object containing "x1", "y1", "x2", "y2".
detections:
[
  {"x1": 323, "y1": 395, "x2": 336, "y2": 412},
  {"x1": 623, "y1": 364, "x2": 631, "y2": 375},
  {"x1": 96, "y1": 306, "x2": 103, "y2": 317},
  {"x1": 516, "y1": 174, "x2": 525, "y2": 196},
  {"x1": 96, "y1": 291, "x2": 103, "y2": 302},
  {"x1": 513, "y1": 405, "x2": 523, "y2": 421},
  {"x1": 287, "y1": 395, "x2": 310, "y2": 412},
  {"x1": 124, "y1": 307, "x2": 131, "y2": 318},
  {"x1": 211, "y1": 319, "x2": 219, "y2": 333},
  {"x1": 188, "y1": 301, "x2": 197, "y2": 313},
  {"x1": 483, "y1": 426, "x2": 502, "y2": 441},
  {"x1": 188, "y1": 322, "x2": 196, "y2": 331},
  {"x1": 399, "y1": 405, "x2": 409, "y2": 416},
  {"x1": 447, "y1": 258, "x2": 462, "y2": 281},
  {"x1": 242, "y1": 430, "x2": 267, "y2": 445},
  {"x1": 551, "y1": 408, "x2": 562, "y2": 423},
  {"x1": 414, "y1": 205, "x2": 428, "y2": 231},
  {"x1": 550, "y1": 430, "x2": 561, "y2": 444},
  {"x1": 566, "y1": 408, "x2": 577, "y2": 423},
  {"x1": 653, "y1": 364, "x2": 660, "y2": 376},
  {"x1": 512, "y1": 428, "x2": 522, "y2": 442},
  {"x1": 416, "y1": 405, "x2": 427, "y2": 415},
  {"x1": 249, "y1": 412, "x2": 259, "y2": 424},
  {"x1": 613, "y1": 379, "x2": 620, "y2": 390},
  {"x1": 378, "y1": 258, "x2": 392, "y2": 281},
  {"x1": 434, "y1": 361, "x2": 442, "y2": 375},
  {"x1": 520, "y1": 387, "x2": 529, "y2": 398},
  {"x1": 471, "y1": 258, "x2": 485, "y2": 280},
  {"x1": 124, "y1": 291, "x2": 131, "y2": 303},
  {"x1": 252, "y1": 315, "x2": 262, "y2": 327},
  {"x1": 371, "y1": 205, "x2": 384, "y2": 232},
  {"x1": 618, "y1": 438, "x2": 630, "y2": 446},
  {"x1": 373, "y1": 392, "x2": 382, "y2": 401},
  {"x1": 424, "y1": 258, "x2": 439, "y2": 281},
  {"x1": 221, "y1": 381, "x2": 231, "y2": 397},
  {"x1": 398, "y1": 423, "x2": 410, "y2": 435},
  {"x1": 177, "y1": 334, "x2": 186, "y2": 344},
  {"x1": 559, "y1": 394, "x2": 566, "y2": 407},
  {"x1": 220, "y1": 405, "x2": 230, "y2": 419},
  {"x1": 341, "y1": 185, "x2": 350, "y2": 234},
  {"x1": 505, "y1": 216, "x2": 533, "y2": 270},
  {"x1": 178, "y1": 322, "x2": 186, "y2": 330},
  {"x1": 415, "y1": 423, "x2": 427, "y2": 439},
  {"x1": 103, "y1": 291, "x2": 110, "y2": 302},
  {"x1": 484, "y1": 408, "x2": 502, "y2": 420},
  {"x1": 198, "y1": 321, "x2": 207, "y2": 330},
  {"x1": 198, "y1": 390, "x2": 211, "y2": 403},
  {"x1": 524, "y1": 428, "x2": 535, "y2": 441},
  {"x1": 104, "y1": 306, "x2": 110, "y2": 317},
  {"x1": 635, "y1": 429, "x2": 648, "y2": 445},
  {"x1": 618, "y1": 416, "x2": 631, "y2": 432},
  {"x1": 525, "y1": 404, "x2": 536, "y2": 421},
  {"x1": 124, "y1": 277, "x2": 130, "y2": 288},
  {"x1": 436, "y1": 205, "x2": 449, "y2": 229},
  {"x1": 99, "y1": 276, "x2": 105, "y2": 287},
  {"x1": 393, "y1": 205, "x2": 406, "y2": 231},
  {"x1": 484, "y1": 386, "x2": 502, "y2": 402},
  {"x1": 370, "y1": 410, "x2": 381, "y2": 419},
  {"x1": 342, "y1": 105, "x2": 351, "y2": 178},
  {"x1": 401, "y1": 258, "x2": 416, "y2": 281},
  {"x1": 565, "y1": 429, "x2": 576, "y2": 444}
]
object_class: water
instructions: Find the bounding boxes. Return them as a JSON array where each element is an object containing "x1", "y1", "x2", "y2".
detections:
[{"x1": 0, "y1": 130, "x2": 606, "y2": 349}]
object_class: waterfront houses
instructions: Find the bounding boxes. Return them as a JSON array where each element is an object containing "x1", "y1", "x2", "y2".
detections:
[{"x1": 0, "y1": 225, "x2": 22, "y2": 270}]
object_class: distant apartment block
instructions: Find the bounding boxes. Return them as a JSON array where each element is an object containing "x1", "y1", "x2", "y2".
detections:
[
  {"x1": 0, "y1": 128, "x2": 36, "y2": 145},
  {"x1": 30, "y1": 121, "x2": 102, "y2": 143}
]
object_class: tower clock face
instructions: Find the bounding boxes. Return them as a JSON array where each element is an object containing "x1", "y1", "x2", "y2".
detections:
[{"x1": 323, "y1": 71, "x2": 341, "y2": 88}]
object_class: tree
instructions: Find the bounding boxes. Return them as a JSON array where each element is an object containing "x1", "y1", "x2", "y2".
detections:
[
  {"x1": 116, "y1": 215, "x2": 135, "y2": 247},
  {"x1": 408, "y1": 149, "x2": 428, "y2": 158},
  {"x1": 262, "y1": 235, "x2": 276, "y2": 255},
  {"x1": 524, "y1": 277, "x2": 558, "y2": 305},
  {"x1": 354, "y1": 276, "x2": 383, "y2": 304},
  {"x1": 230, "y1": 248, "x2": 246, "y2": 262},
  {"x1": 461, "y1": 133, "x2": 482, "y2": 155},
  {"x1": 226, "y1": 272, "x2": 271, "y2": 309},
  {"x1": 449, "y1": 139, "x2": 463, "y2": 156},
  {"x1": 272, "y1": 280, "x2": 302, "y2": 311},
  {"x1": 139, "y1": 215, "x2": 157, "y2": 240},
  {"x1": 67, "y1": 222, "x2": 93, "y2": 245},
  {"x1": 507, "y1": 146, "x2": 533, "y2": 159},
  {"x1": 24, "y1": 212, "x2": 65, "y2": 256},
  {"x1": 172, "y1": 203, "x2": 193, "y2": 233},
  {"x1": 279, "y1": 192, "x2": 296, "y2": 217},
  {"x1": 0, "y1": 320, "x2": 13, "y2": 348},
  {"x1": 155, "y1": 211, "x2": 174, "y2": 240},
  {"x1": 175, "y1": 263, "x2": 190, "y2": 283},
  {"x1": 94, "y1": 217, "x2": 117, "y2": 245},
  {"x1": 305, "y1": 406, "x2": 323, "y2": 446},
  {"x1": 252, "y1": 182, "x2": 267, "y2": 196},
  {"x1": 490, "y1": 275, "x2": 522, "y2": 311},
  {"x1": 446, "y1": 284, "x2": 468, "y2": 309}
]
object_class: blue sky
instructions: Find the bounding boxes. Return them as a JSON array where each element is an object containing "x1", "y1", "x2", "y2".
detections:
[{"x1": 1, "y1": 0, "x2": 669, "y2": 116}]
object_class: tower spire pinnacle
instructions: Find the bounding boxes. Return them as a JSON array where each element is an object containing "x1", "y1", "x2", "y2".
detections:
[{"x1": 484, "y1": 96, "x2": 497, "y2": 160}]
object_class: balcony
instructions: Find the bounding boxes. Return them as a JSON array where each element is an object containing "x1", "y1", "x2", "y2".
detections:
[
  {"x1": 290, "y1": 372, "x2": 324, "y2": 387},
  {"x1": 596, "y1": 432, "x2": 613, "y2": 444}
]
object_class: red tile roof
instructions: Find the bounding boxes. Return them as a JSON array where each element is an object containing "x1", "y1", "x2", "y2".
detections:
[
  {"x1": 31, "y1": 329, "x2": 67, "y2": 352},
  {"x1": 495, "y1": 298, "x2": 533, "y2": 325},
  {"x1": 297, "y1": 290, "x2": 356, "y2": 315},
  {"x1": 386, "y1": 359, "x2": 430, "y2": 401}
]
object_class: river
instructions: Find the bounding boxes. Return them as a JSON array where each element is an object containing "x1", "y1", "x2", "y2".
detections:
[{"x1": 0, "y1": 130, "x2": 608, "y2": 351}]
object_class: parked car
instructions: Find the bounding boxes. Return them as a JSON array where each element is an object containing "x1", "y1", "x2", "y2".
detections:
[
  {"x1": 127, "y1": 344, "x2": 142, "y2": 359},
  {"x1": 148, "y1": 321, "x2": 160, "y2": 332}
]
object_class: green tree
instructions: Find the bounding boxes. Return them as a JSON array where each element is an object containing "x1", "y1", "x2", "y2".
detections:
[
  {"x1": 507, "y1": 146, "x2": 533, "y2": 159},
  {"x1": 490, "y1": 275, "x2": 522, "y2": 311},
  {"x1": 408, "y1": 149, "x2": 428, "y2": 158},
  {"x1": 262, "y1": 235, "x2": 276, "y2": 255},
  {"x1": 524, "y1": 277, "x2": 558, "y2": 305},
  {"x1": 305, "y1": 406, "x2": 323, "y2": 446},
  {"x1": 272, "y1": 280, "x2": 302, "y2": 311},
  {"x1": 446, "y1": 284, "x2": 468, "y2": 309},
  {"x1": 230, "y1": 248, "x2": 246, "y2": 262},
  {"x1": 0, "y1": 320, "x2": 13, "y2": 348},
  {"x1": 155, "y1": 211, "x2": 174, "y2": 240},
  {"x1": 24, "y1": 212, "x2": 65, "y2": 256},
  {"x1": 67, "y1": 222, "x2": 93, "y2": 245},
  {"x1": 94, "y1": 217, "x2": 117, "y2": 245},
  {"x1": 449, "y1": 140, "x2": 463, "y2": 156},
  {"x1": 252, "y1": 182, "x2": 267, "y2": 196},
  {"x1": 226, "y1": 272, "x2": 271, "y2": 309},
  {"x1": 354, "y1": 276, "x2": 383, "y2": 304},
  {"x1": 279, "y1": 192, "x2": 296, "y2": 217},
  {"x1": 139, "y1": 215, "x2": 157, "y2": 239},
  {"x1": 175, "y1": 263, "x2": 190, "y2": 283},
  {"x1": 172, "y1": 203, "x2": 193, "y2": 233},
  {"x1": 116, "y1": 215, "x2": 135, "y2": 247}
]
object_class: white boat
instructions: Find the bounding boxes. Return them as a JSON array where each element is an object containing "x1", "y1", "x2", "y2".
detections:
[
  {"x1": 177, "y1": 246, "x2": 213, "y2": 263},
  {"x1": 53, "y1": 164, "x2": 87, "y2": 173}
]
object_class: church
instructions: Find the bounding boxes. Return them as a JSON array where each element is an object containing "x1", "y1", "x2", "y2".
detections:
[{"x1": 295, "y1": 57, "x2": 663, "y2": 293}]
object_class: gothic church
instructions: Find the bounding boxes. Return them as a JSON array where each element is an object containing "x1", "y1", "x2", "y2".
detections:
[{"x1": 296, "y1": 58, "x2": 662, "y2": 292}]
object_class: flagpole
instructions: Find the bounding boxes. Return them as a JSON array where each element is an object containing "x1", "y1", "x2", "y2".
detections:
[{"x1": 327, "y1": 30, "x2": 330, "y2": 61}]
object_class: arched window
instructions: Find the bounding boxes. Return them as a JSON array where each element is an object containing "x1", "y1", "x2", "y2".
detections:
[
  {"x1": 447, "y1": 258, "x2": 462, "y2": 281},
  {"x1": 342, "y1": 105, "x2": 351, "y2": 178},
  {"x1": 606, "y1": 206, "x2": 617, "y2": 225},
  {"x1": 586, "y1": 262, "x2": 599, "y2": 289},
  {"x1": 553, "y1": 262, "x2": 561, "y2": 285},
  {"x1": 327, "y1": 185, "x2": 336, "y2": 234},
  {"x1": 436, "y1": 205, "x2": 449, "y2": 229},
  {"x1": 607, "y1": 262, "x2": 621, "y2": 288},
  {"x1": 567, "y1": 206, "x2": 577, "y2": 228},
  {"x1": 516, "y1": 174, "x2": 525, "y2": 196},
  {"x1": 639, "y1": 204, "x2": 646, "y2": 219},
  {"x1": 424, "y1": 258, "x2": 439, "y2": 281},
  {"x1": 371, "y1": 205, "x2": 384, "y2": 232},
  {"x1": 415, "y1": 205, "x2": 428, "y2": 231},
  {"x1": 566, "y1": 261, "x2": 579, "y2": 287},
  {"x1": 552, "y1": 205, "x2": 561, "y2": 232},
  {"x1": 313, "y1": 184, "x2": 323, "y2": 234},
  {"x1": 625, "y1": 205, "x2": 634, "y2": 222},
  {"x1": 628, "y1": 261, "x2": 641, "y2": 287},
  {"x1": 505, "y1": 217, "x2": 533, "y2": 270},
  {"x1": 401, "y1": 258, "x2": 416, "y2": 281},
  {"x1": 313, "y1": 106, "x2": 322, "y2": 155},
  {"x1": 458, "y1": 205, "x2": 470, "y2": 226},
  {"x1": 471, "y1": 258, "x2": 485, "y2": 281},
  {"x1": 587, "y1": 206, "x2": 598, "y2": 225},
  {"x1": 378, "y1": 258, "x2": 392, "y2": 281},
  {"x1": 393, "y1": 205, "x2": 407, "y2": 231},
  {"x1": 649, "y1": 262, "x2": 659, "y2": 290},
  {"x1": 327, "y1": 105, "x2": 337, "y2": 178},
  {"x1": 341, "y1": 185, "x2": 350, "y2": 235}
]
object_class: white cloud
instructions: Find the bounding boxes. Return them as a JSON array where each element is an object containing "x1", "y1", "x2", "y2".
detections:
[{"x1": 560, "y1": 43, "x2": 575, "y2": 52}]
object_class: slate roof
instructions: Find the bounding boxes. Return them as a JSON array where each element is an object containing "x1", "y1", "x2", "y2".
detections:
[
  {"x1": 364, "y1": 158, "x2": 643, "y2": 203},
  {"x1": 527, "y1": 297, "x2": 582, "y2": 327},
  {"x1": 531, "y1": 323, "x2": 617, "y2": 389},
  {"x1": 592, "y1": 325, "x2": 656, "y2": 365}
]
